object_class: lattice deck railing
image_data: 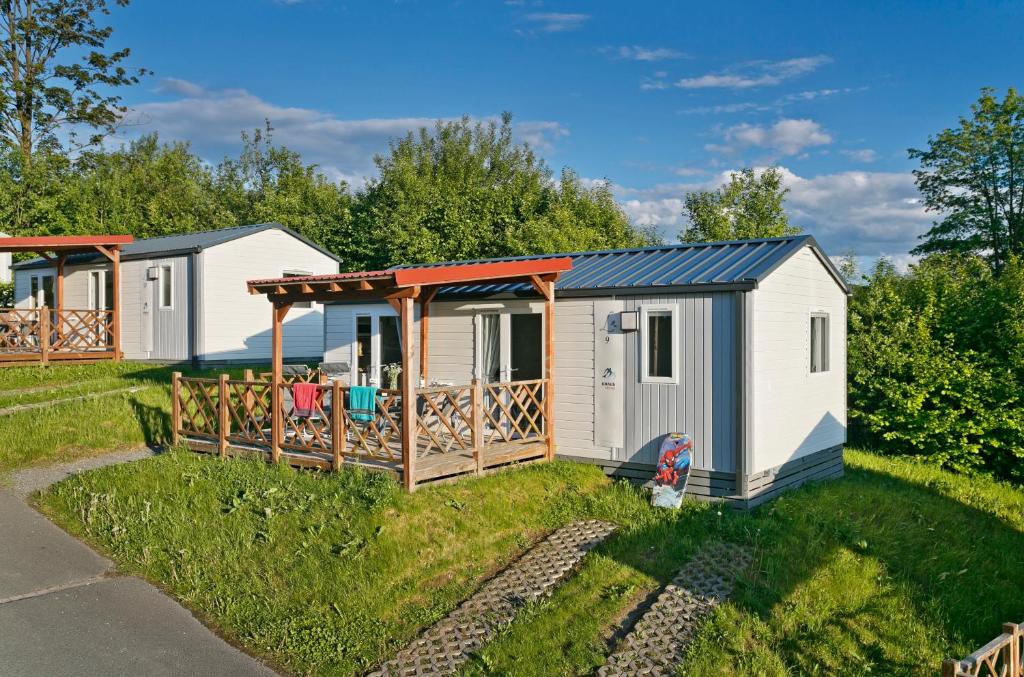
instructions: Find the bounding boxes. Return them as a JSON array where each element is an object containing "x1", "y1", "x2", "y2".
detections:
[
  {"x1": 0, "y1": 307, "x2": 114, "y2": 360},
  {"x1": 172, "y1": 373, "x2": 550, "y2": 486},
  {"x1": 944, "y1": 622, "x2": 1023, "y2": 677}
]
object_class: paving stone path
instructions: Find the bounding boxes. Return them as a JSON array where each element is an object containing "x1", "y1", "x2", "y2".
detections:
[
  {"x1": 370, "y1": 519, "x2": 617, "y2": 676},
  {"x1": 598, "y1": 541, "x2": 752, "y2": 676}
]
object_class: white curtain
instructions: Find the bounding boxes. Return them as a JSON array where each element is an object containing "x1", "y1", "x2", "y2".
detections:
[{"x1": 480, "y1": 314, "x2": 500, "y2": 382}]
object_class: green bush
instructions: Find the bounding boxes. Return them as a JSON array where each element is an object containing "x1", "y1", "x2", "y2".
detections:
[{"x1": 848, "y1": 256, "x2": 1024, "y2": 481}]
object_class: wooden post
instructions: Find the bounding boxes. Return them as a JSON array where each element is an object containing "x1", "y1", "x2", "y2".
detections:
[
  {"x1": 243, "y1": 368, "x2": 255, "y2": 414},
  {"x1": 270, "y1": 302, "x2": 291, "y2": 464},
  {"x1": 110, "y1": 247, "x2": 121, "y2": 360},
  {"x1": 543, "y1": 279, "x2": 556, "y2": 461},
  {"x1": 218, "y1": 373, "x2": 229, "y2": 458},
  {"x1": 331, "y1": 380, "x2": 343, "y2": 471},
  {"x1": 418, "y1": 286, "x2": 438, "y2": 385},
  {"x1": 39, "y1": 305, "x2": 49, "y2": 365},
  {"x1": 1004, "y1": 623, "x2": 1019, "y2": 677},
  {"x1": 471, "y1": 378, "x2": 484, "y2": 474},
  {"x1": 400, "y1": 295, "x2": 417, "y2": 491},
  {"x1": 941, "y1": 659, "x2": 961, "y2": 677},
  {"x1": 171, "y1": 371, "x2": 181, "y2": 446},
  {"x1": 55, "y1": 255, "x2": 65, "y2": 346}
]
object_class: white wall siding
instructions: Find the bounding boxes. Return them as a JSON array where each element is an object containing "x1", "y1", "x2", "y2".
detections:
[
  {"x1": 552, "y1": 298, "x2": 610, "y2": 459},
  {"x1": 119, "y1": 260, "x2": 146, "y2": 359},
  {"x1": 750, "y1": 246, "x2": 847, "y2": 473},
  {"x1": 199, "y1": 229, "x2": 337, "y2": 362},
  {"x1": 322, "y1": 302, "x2": 420, "y2": 383}
]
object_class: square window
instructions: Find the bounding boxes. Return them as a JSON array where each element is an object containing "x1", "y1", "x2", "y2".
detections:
[
  {"x1": 641, "y1": 305, "x2": 678, "y2": 383},
  {"x1": 810, "y1": 313, "x2": 830, "y2": 373}
]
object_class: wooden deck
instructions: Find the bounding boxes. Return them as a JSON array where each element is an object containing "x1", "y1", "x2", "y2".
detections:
[
  {"x1": 0, "y1": 308, "x2": 117, "y2": 366},
  {"x1": 173, "y1": 373, "x2": 553, "y2": 490}
]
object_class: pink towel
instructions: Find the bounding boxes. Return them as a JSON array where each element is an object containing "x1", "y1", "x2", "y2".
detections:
[{"x1": 292, "y1": 382, "x2": 318, "y2": 417}]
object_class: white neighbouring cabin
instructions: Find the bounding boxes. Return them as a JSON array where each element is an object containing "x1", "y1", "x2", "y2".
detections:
[{"x1": 11, "y1": 223, "x2": 339, "y2": 365}]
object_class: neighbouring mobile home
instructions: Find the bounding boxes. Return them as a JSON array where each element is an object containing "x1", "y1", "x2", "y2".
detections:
[
  {"x1": 314, "y1": 235, "x2": 849, "y2": 507},
  {"x1": 11, "y1": 223, "x2": 339, "y2": 365}
]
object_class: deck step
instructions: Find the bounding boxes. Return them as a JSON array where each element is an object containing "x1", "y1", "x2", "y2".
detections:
[
  {"x1": 598, "y1": 541, "x2": 751, "y2": 676},
  {"x1": 369, "y1": 519, "x2": 616, "y2": 676}
]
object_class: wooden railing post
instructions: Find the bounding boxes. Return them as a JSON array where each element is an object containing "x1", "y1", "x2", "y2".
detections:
[
  {"x1": 1004, "y1": 623, "x2": 1020, "y2": 677},
  {"x1": 171, "y1": 371, "x2": 182, "y2": 446},
  {"x1": 940, "y1": 659, "x2": 959, "y2": 677},
  {"x1": 218, "y1": 373, "x2": 230, "y2": 458},
  {"x1": 38, "y1": 306, "x2": 49, "y2": 365},
  {"x1": 331, "y1": 380, "x2": 343, "y2": 471},
  {"x1": 471, "y1": 378, "x2": 484, "y2": 474}
]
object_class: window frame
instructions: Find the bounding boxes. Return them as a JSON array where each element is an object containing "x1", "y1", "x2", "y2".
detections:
[
  {"x1": 158, "y1": 265, "x2": 173, "y2": 310},
  {"x1": 282, "y1": 270, "x2": 314, "y2": 309},
  {"x1": 88, "y1": 270, "x2": 111, "y2": 311},
  {"x1": 809, "y1": 311, "x2": 830, "y2": 374},
  {"x1": 639, "y1": 303, "x2": 679, "y2": 384}
]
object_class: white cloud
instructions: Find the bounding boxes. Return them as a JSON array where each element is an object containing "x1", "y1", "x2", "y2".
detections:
[
  {"x1": 121, "y1": 79, "x2": 569, "y2": 185},
  {"x1": 604, "y1": 45, "x2": 686, "y2": 61},
  {"x1": 841, "y1": 148, "x2": 878, "y2": 163},
  {"x1": 706, "y1": 118, "x2": 832, "y2": 157},
  {"x1": 520, "y1": 12, "x2": 590, "y2": 33},
  {"x1": 677, "y1": 86, "x2": 866, "y2": 113},
  {"x1": 602, "y1": 166, "x2": 931, "y2": 258},
  {"x1": 674, "y1": 55, "x2": 832, "y2": 89}
]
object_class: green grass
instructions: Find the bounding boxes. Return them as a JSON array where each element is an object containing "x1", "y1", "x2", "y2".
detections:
[
  {"x1": 36, "y1": 448, "x2": 1024, "y2": 676},
  {"x1": 0, "y1": 361, "x2": 260, "y2": 475}
]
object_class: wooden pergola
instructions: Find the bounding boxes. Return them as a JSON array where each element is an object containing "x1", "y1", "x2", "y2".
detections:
[
  {"x1": 244, "y1": 257, "x2": 573, "y2": 490},
  {"x1": 0, "y1": 235, "x2": 133, "y2": 364}
]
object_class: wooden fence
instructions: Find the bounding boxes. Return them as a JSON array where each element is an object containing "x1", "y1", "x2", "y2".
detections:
[
  {"x1": 944, "y1": 622, "x2": 1023, "y2": 677},
  {"x1": 0, "y1": 307, "x2": 115, "y2": 364},
  {"x1": 171, "y1": 371, "x2": 549, "y2": 487}
]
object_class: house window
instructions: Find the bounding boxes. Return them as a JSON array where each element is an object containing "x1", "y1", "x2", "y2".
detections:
[
  {"x1": 89, "y1": 271, "x2": 113, "y2": 311},
  {"x1": 810, "y1": 313, "x2": 830, "y2": 373},
  {"x1": 159, "y1": 265, "x2": 173, "y2": 309},
  {"x1": 640, "y1": 304, "x2": 678, "y2": 383},
  {"x1": 283, "y1": 271, "x2": 313, "y2": 309}
]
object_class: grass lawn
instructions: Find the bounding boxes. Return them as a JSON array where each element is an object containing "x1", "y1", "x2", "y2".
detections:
[
  {"x1": 0, "y1": 361, "x2": 258, "y2": 475},
  {"x1": 37, "y1": 448, "x2": 1024, "y2": 676}
]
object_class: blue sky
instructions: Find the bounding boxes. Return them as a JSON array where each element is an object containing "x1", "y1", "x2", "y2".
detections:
[{"x1": 105, "y1": 0, "x2": 1023, "y2": 265}]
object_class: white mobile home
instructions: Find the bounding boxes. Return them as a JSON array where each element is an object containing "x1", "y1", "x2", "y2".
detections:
[
  {"x1": 12, "y1": 223, "x2": 339, "y2": 365},
  {"x1": 317, "y1": 236, "x2": 848, "y2": 507},
  {"x1": 0, "y1": 232, "x2": 10, "y2": 283}
]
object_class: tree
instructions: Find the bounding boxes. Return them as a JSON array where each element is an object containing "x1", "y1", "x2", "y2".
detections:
[
  {"x1": 0, "y1": 0, "x2": 147, "y2": 164},
  {"x1": 66, "y1": 133, "x2": 233, "y2": 238},
  {"x1": 909, "y1": 87, "x2": 1024, "y2": 270},
  {"x1": 351, "y1": 113, "x2": 655, "y2": 270},
  {"x1": 213, "y1": 123, "x2": 353, "y2": 256},
  {"x1": 680, "y1": 167, "x2": 801, "y2": 242}
]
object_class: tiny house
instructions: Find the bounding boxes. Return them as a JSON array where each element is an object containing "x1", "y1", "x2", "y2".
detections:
[
  {"x1": 12, "y1": 223, "x2": 339, "y2": 365},
  {"x1": 317, "y1": 235, "x2": 849, "y2": 507}
]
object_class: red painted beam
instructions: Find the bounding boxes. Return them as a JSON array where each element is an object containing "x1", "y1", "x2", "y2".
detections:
[
  {"x1": 0, "y1": 235, "x2": 134, "y2": 252},
  {"x1": 392, "y1": 257, "x2": 573, "y2": 288}
]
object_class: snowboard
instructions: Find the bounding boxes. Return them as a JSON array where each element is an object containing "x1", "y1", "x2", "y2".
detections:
[{"x1": 651, "y1": 433, "x2": 692, "y2": 509}]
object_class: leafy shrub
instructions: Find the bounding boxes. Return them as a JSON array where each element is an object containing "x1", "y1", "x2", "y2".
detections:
[{"x1": 848, "y1": 255, "x2": 1024, "y2": 481}]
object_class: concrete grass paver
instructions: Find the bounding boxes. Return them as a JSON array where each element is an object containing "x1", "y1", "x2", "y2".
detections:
[
  {"x1": 0, "y1": 577, "x2": 276, "y2": 677},
  {"x1": 0, "y1": 490, "x2": 112, "y2": 600}
]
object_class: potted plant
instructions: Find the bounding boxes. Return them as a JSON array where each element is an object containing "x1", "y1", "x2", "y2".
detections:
[{"x1": 382, "y1": 362, "x2": 402, "y2": 390}]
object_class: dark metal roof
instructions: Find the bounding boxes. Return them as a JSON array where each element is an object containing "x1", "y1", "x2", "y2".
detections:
[
  {"x1": 402, "y1": 235, "x2": 848, "y2": 296},
  {"x1": 12, "y1": 223, "x2": 340, "y2": 269}
]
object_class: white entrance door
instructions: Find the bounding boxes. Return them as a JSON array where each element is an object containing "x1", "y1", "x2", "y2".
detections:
[
  {"x1": 353, "y1": 309, "x2": 403, "y2": 387},
  {"x1": 475, "y1": 311, "x2": 543, "y2": 384}
]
